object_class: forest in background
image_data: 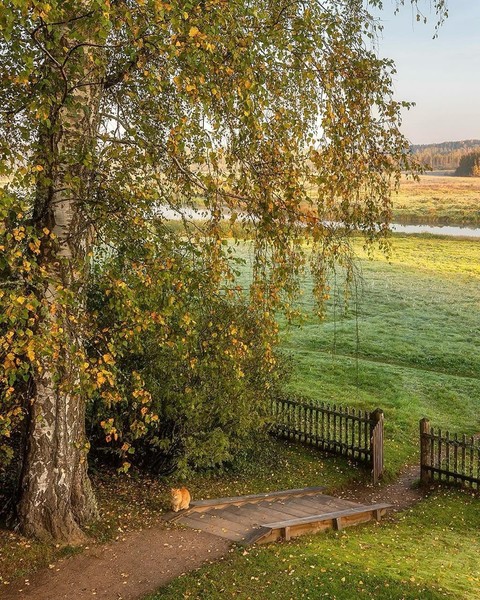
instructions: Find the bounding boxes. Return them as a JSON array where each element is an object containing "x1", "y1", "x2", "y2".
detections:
[{"x1": 411, "y1": 139, "x2": 480, "y2": 171}]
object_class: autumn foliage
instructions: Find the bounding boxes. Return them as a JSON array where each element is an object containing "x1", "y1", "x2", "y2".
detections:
[
  {"x1": 86, "y1": 240, "x2": 286, "y2": 475},
  {"x1": 0, "y1": 0, "x2": 447, "y2": 539}
]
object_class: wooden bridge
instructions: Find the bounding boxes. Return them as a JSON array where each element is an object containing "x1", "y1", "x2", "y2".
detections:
[{"x1": 165, "y1": 487, "x2": 391, "y2": 545}]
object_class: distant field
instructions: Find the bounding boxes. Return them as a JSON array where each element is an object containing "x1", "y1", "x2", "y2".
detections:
[
  {"x1": 393, "y1": 174, "x2": 480, "y2": 226},
  {"x1": 4, "y1": 171, "x2": 479, "y2": 226}
]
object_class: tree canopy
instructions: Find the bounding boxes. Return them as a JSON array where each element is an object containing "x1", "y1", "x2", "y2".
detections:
[
  {"x1": 454, "y1": 151, "x2": 480, "y2": 177},
  {"x1": 0, "y1": 0, "x2": 447, "y2": 541}
]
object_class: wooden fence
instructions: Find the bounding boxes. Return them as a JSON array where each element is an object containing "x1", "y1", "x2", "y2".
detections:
[
  {"x1": 271, "y1": 398, "x2": 384, "y2": 483},
  {"x1": 420, "y1": 419, "x2": 480, "y2": 489}
]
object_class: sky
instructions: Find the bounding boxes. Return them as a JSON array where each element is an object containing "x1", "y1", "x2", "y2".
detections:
[{"x1": 373, "y1": 0, "x2": 480, "y2": 145}]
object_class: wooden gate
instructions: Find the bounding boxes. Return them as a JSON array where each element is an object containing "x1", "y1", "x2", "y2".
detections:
[
  {"x1": 271, "y1": 399, "x2": 385, "y2": 484},
  {"x1": 370, "y1": 409, "x2": 384, "y2": 484}
]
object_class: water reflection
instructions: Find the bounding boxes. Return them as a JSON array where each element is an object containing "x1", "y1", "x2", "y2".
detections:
[{"x1": 391, "y1": 224, "x2": 480, "y2": 238}]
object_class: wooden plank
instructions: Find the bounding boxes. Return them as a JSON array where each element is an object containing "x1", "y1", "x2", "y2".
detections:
[
  {"x1": 179, "y1": 514, "x2": 249, "y2": 542},
  {"x1": 180, "y1": 511, "x2": 252, "y2": 536},
  {"x1": 263, "y1": 503, "x2": 392, "y2": 530},
  {"x1": 163, "y1": 486, "x2": 327, "y2": 522},
  {"x1": 254, "y1": 501, "x2": 315, "y2": 519},
  {"x1": 234, "y1": 501, "x2": 316, "y2": 524},
  {"x1": 212, "y1": 506, "x2": 264, "y2": 528},
  {"x1": 213, "y1": 501, "x2": 312, "y2": 526},
  {"x1": 255, "y1": 504, "x2": 391, "y2": 545},
  {"x1": 188, "y1": 486, "x2": 327, "y2": 509},
  {"x1": 283, "y1": 497, "x2": 338, "y2": 512},
  {"x1": 283, "y1": 495, "x2": 356, "y2": 512},
  {"x1": 238, "y1": 525, "x2": 271, "y2": 546},
  {"x1": 218, "y1": 501, "x2": 313, "y2": 521},
  {"x1": 256, "y1": 519, "x2": 332, "y2": 545},
  {"x1": 287, "y1": 493, "x2": 358, "y2": 507},
  {"x1": 265, "y1": 501, "x2": 321, "y2": 518}
]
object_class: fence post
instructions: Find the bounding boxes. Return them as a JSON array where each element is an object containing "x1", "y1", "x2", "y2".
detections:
[
  {"x1": 420, "y1": 418, "x2": 431, "y2": 486},
  {"x1": 370, "y1": 408, "x2": 384, "y2": 484}
]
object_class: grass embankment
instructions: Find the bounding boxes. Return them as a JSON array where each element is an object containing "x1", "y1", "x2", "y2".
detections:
[
  {"x1": 152, "y1": 489, "x2": 480, "y2": 600},
  {"x1": 393, "y1": 175, "x2": 480, "y2": 226},
  {"x1": 280, "y1": 235, "x2": 480, "y2": 475}
]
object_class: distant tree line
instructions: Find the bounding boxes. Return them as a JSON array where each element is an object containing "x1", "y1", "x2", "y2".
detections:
[
  {"x1": 454, "y1": 152, "x2": 480, "y2": 177},
  {"x1": 411, "y1": 140, "x2": 480, "y2": 171}
]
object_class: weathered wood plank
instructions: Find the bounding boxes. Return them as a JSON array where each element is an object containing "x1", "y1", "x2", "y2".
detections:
[
  {"x1": 189, "y1": 486, "x2": 327, "y2": 509},
  {"x1": 254, "y1": 503, "x2": 391, "y2": 544},
  {"x1": 236, "y1": 502, "x2": 316, "y2": 523},
  {"x1": 256, "y1": 520, "x2": 332, "y2": 544},
  {"x1": 211, "y1": 506, "x2": 265, "y2": 527},
  {"x1": 179, "y1": 514, "x2": 250, "y2": 542},
  {"x1": 238, "y1": 526, "x2": 271, "y2": 546},
  {"x1": 265, "y1": 502, "x2": 319, "y2": 518},
  {"x1": 263, "y1": 503, "x2": 392, "y2": 530},
  {"x1": 218, "y1": 501, "x2": 314, "y2": 521},
  {"x1": 179, "y1": 511, "x2": 238, "y2": 530},
  {"x1": 283, "y1": 495, "x2": 356, "y2": 512},
  {"x1": 184, "y1": 512, "x2": 253, "y2": 536}
]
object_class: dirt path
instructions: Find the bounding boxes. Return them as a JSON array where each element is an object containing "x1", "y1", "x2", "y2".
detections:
[
  {"x1": 2, "y1": 525, "x2": 230, "y2": 600},
  {"x1": 339, "y1": 464, "x2": 424, "y2": 511},
  {"x1": 2, "y1": 467, "x2": 425, "y2": 600}
]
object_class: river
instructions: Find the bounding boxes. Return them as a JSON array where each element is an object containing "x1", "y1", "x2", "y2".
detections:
[
  {"x1": 391, "y1": 224, "x2": 480, "y2": 238},
  {"x1": 155, "y1": 206, "x2": 480, "y2": 239}
]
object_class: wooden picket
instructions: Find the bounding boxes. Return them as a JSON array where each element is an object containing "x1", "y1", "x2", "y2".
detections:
[
  {"x1": 420, "y1": 418, "x2": 480, "y2": 489},
  {"x1": 271, "y1": 398, "x2": 384, "y2": 483}
]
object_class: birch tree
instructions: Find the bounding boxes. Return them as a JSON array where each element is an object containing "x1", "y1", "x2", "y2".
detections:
[{"x1": 0, "y1": 0, "x2": 446, "y2": 542}]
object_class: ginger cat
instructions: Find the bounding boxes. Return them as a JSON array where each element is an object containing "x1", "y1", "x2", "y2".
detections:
[{"x1": 171, "y1": 487, "x2": 191, "y2": 512}]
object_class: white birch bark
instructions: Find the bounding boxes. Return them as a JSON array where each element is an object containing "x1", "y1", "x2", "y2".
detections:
[{"x1": 18, "y1": 23, "x2": 103, "y2": 542}]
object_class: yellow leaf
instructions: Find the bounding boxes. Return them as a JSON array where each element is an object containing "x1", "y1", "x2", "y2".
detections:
[
  {"x1": 102, "y1": 353, "x2": 115, "y2": 365},
  {"x1": 189, "y1": 26, "x2": 200, "y2": 37},
  {"x1": 16, "y1": 296, "x2": 26, "y2": 305}
]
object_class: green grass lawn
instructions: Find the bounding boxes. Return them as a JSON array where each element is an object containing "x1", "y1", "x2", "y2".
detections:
[
  {"x1": 151, "y1": 489, "x2": 480, "y2": 600},
  {"x1": 276, "y1": 234, "x2": 480, "y2": 475}
]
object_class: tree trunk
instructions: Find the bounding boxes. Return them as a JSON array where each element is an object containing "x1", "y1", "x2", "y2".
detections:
[
  {"x1": 18, "y1": 375, "x2": 97, "y2": 542},
  {"x1": 18, "y1": 20, "x2": 103, "y2": 542}
]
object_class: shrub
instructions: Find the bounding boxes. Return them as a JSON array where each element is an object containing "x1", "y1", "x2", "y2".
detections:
[{"x1": 86, "y1": 243, "x2": 288, "y2": 476}]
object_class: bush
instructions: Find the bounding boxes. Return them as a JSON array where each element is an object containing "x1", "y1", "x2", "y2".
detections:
[{"x1": 86, "y1": 243, "x2": 289, "y2": 476}]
